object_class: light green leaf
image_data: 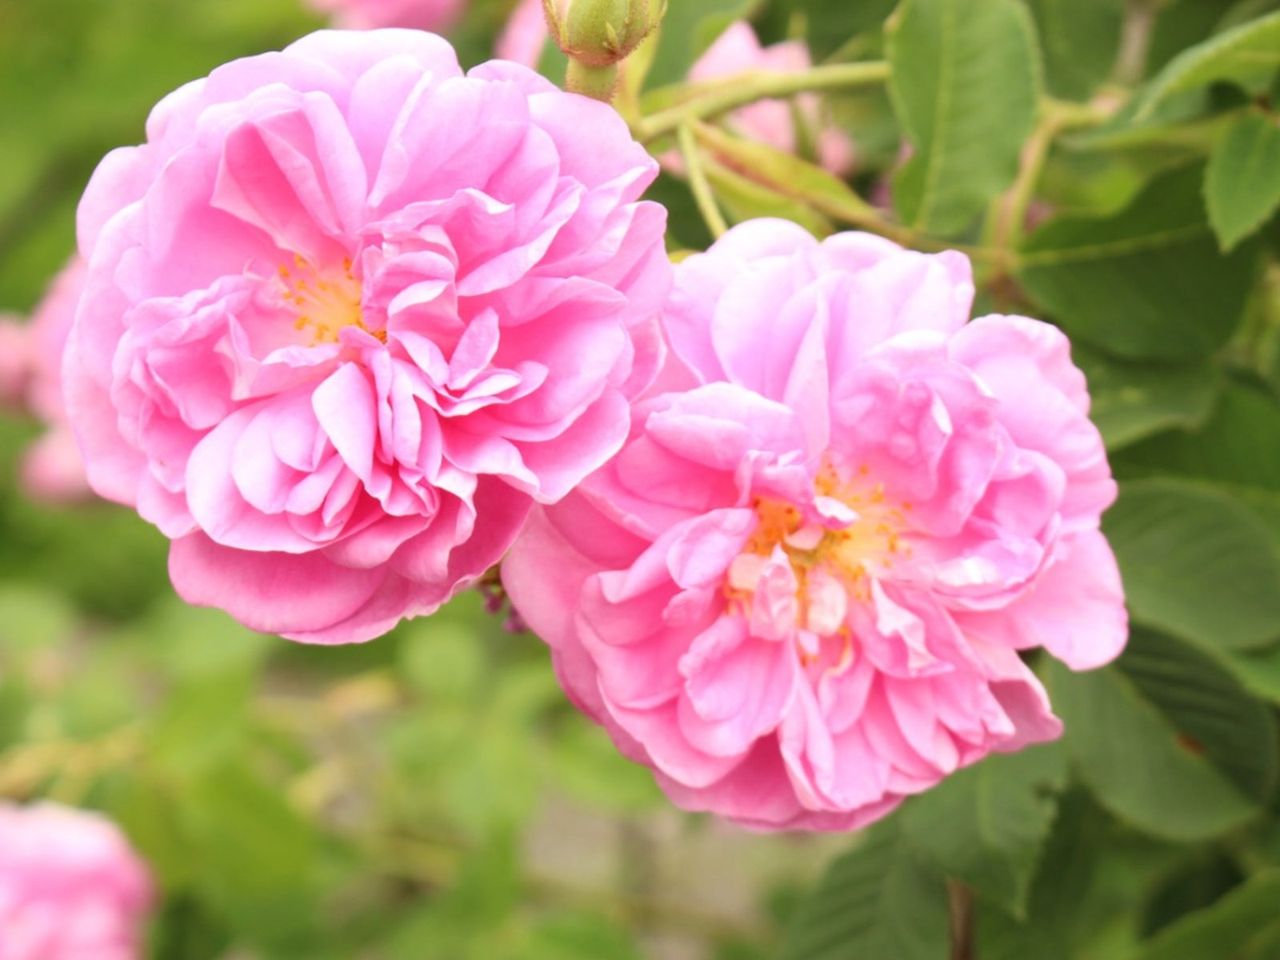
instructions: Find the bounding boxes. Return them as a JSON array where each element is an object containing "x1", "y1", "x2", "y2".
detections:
[
  {"x1": 901, "y1": 743, "x2": 1066, "y2": 917},
  {"x1": 1221, "y1": 644, "x2": 1280, "y2": 704},
  {"x1": 781, "y1": 821, "x2": 949, "y2": 960},
  {"x1": 1206, "y1": 110, "x2": 1280, "y2": 251},
  {"x1": 1073, "y1": 345, "x2": 1217, "y2": 450},
  {"x1": 1047, "y1": 629, "x2": 1276, "y2": 841},
  {"x1": 887, "y1": 0, "x2": 1041, "y2": 235},
  {"x1": 1135, "y1": 871, "x2": 1280, "y2": 960},
  {"x1": 1026, "y1": 0, "x2": 1124, "y2": 99},
  {"x1": 1104, "y1": 478, "x2": 1280, "y2": 651},
  {"x1": 1137, "y1": 10, "x2": 1280, "y2": 118},
  {"x1": 1018, "y1": 164, "x2": 1259, "y2": 360}
]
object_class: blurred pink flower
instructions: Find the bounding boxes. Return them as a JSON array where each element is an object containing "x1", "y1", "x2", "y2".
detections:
[
  {"x1": 307, "y1": 0, "x2": 465, "y2": 31},
  {"x1": 504, "y1": 219, "x2": 1126, "y2": 831},
  {"x1": 687, "y1": 22, "x2": 854, "y2": 176},
  {"x1": 496, "y1": 0, "x2": 548, "y2": 67},
  {"x1": 0, "y1": 316, "x2": 31, "y2": 409},
  {"x1": 66, "y1": 30, "x2": 669, "y2": 643},
  {"x1": 20, "y1": 259, "x2": 92, "y2": 503},
  {"x1": 0, "y1": 802, "x2": 153, "y2": 960}
]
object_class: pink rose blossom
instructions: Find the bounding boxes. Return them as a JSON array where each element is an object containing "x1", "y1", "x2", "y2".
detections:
[
  {"x1": 504, "y1": 219, "x2": 1126, "y2": 831},
  {"x1": 0, "y1": 803, "x2": 153, "y2": 960},
  {"x1": 19, "y1": 259, "x2": 92, "y2": 503},
  {"x1": 67, "y1": 30, "x2": 669, "y2": 643},
  {"x1": 686, "y1": 22, "x2": 854, "y2": 176},
  {"x1": 307, "y1": 0, "x2": 464, "y2": 31}
]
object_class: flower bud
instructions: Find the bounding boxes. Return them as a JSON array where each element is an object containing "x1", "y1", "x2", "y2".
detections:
[{"x1": 544, "y1": 0, "x2": 665, "y2": 68}]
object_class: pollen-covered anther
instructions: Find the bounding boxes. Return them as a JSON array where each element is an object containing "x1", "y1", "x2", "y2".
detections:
[
  {"x1": 278, "y1": 255, "x2": 381, "y2": 345},
  {"x1": 730, "y1": 469, "x2": 912, "y2": 641}
]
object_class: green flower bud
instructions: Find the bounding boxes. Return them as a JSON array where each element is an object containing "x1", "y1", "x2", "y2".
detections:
[{"x1": 544, "y1": 0, "x2": 666, "y2": 68}]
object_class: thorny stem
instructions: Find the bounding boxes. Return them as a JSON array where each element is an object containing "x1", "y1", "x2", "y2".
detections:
[
  {"x1": 678, "y1": 124, "x2": 728, "y2": 238},
  {"x1": 636, "y1": 61, "x2": 891, "y2": 143},
  {"x1": 992, "y1": 98, "x2": 1115, "y2": 256}
]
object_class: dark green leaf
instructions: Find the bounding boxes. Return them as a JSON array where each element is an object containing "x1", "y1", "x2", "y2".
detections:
[
  {"x1": 887, "y1": 0, "x2": 1041, "y2": 235},
  {"x1": 1135, "y1": 871, "x2": 1280, "y2": 959},
  {"x1": 1026, "y1": 0, "x2": 1124, "y2": 99},
  {"x1": 1047, "y1": 629, "x2": 1276, "y2": 840},
  {"x1": 1018, "y1": 165, "x2": 1259, "y2": 360},
  {"x1": 1118, "y1": 383, "x2": 1280, "y2": 492},
  {"x1": 1136, "y1": 10, "x2": 1280, "y2": 118},
  {"x1": 1104, "y1": 478, "x2": 1280, "y2": 651},
  {"x1": 1073, "y1": 345, "x2": 1217, "y2": 450},
  {"x1": 901, "y1": 743, "x2": 1066, "y2": 917},
  {"x1": 781, "y1": 820, "x2": 949, "y2": 960}
]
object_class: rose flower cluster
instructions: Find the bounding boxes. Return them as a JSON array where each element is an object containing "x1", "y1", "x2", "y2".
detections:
[{"x1": 60, "y1": 29, "x2": 1126, "y2": 831}]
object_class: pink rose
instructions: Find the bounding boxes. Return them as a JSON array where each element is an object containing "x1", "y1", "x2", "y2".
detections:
[
  {"x1": 0, "y1": 803, "x2": 153, "y2": 960},
  {"x1": 686, "y1": 22, "x2": 854, "y2": 176},
  {"x1": 67, "y1": 30, "x2": 669, "y2": 643},
  {"x1": 19, "y1": 259, "x2": 92, "y2": 504},
  {"x1": 503, "y1": 220, "x2": 1126, "y2": 831},
  {"x1": 307, "y1": 0, "x2": 465, "y2": 31}
]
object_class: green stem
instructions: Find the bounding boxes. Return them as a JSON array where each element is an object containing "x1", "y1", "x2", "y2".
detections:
[
  {"x1": 678, "y1": 124, "x2": 728, "y2": 239},
  {"x1": 566, "y1": 60, "x2": 619, "y2": 102},
  {"x1": 637, "y1": 61, "x2": 890, "y2": 143},
  {"x1": 984, "y1": 97, "x2": 1116, "y2": 280}
]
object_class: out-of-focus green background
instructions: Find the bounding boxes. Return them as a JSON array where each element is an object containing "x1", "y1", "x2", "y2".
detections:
[{"x1": 0, "y1": 3, "x2": 836, "y2": 957}]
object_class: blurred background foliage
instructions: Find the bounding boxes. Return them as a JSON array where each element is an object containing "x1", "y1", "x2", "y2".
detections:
[{"x1": 3, "y1": 0, "x2": 1280, "y2": 957}]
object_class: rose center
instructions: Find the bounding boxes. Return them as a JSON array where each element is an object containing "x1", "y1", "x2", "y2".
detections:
[
  {"x1": 278, "y1": 255, "x2": 380, "y2": 345},
  {"x1": 726, "y1": 463, "x2": 912, "y2": 647}
]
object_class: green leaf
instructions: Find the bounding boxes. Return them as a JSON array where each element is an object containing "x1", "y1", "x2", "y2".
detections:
[
  {"x1": 1047, "y1": 629, "x2": 1276, "y2": 841},
  {"x1": 1118, "y1": 383, "x2": 1280, "y2": 492},
  {"x1": 1026, "y1": 0, "x2": 1124, "y2": 99},
  {"x1": 1073, "y1": 345, "x2": 1217, "y2": 450},
  {"x1": 1120, "y1": 630, "x2": 1278, "y2": 803},
  {"x1": 796, "y1": 0, "x2": 898, "y2": 59},
  {"x1": 1220, "y1": 644, "x2": 1280, "y2": 704},
  {"x1": 901, "y1": 743, "x2": 1066, "y2": 917},
  {"x1": 1141, "y1": 850, "x2": 1247, "y2": 939},
  {"x1": 781, "y1": 820, "x2": 949, "y2": 960},
  {"x1": 1206, "y1": 111, "x2": 1280, "y2": 251},
  {"x1": 1104, "y1": 478, "x2": 1280, "y2": 651},
  {"x1": 1136, "y1": 10, "x2": 1280, "y2": 119},
  {"x1": 1018, "y1": 164, "x2": 1259, "y2": 361},
  {"x1": 1135, "y1": 871, "x2": 1280, "y2": 960},
  {"x1": 887, "y1": 0, "x2": 1041, "y2": 235},
  {"x1": 976, "y1": 791, "x2": 1151, "y2": 960}
]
